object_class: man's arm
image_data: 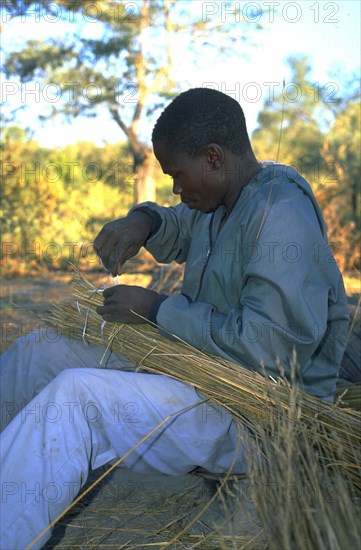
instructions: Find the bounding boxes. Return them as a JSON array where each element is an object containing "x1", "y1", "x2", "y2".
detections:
[
  {"x1": 94, "y1": 201, "x2": 197, "y2": 274},
  {"x1": 130, "y1": 202, "x2": 199, "y2": 264},
  {"x1": 94, "y1": 201, "x2": 196, "y2": 322}
]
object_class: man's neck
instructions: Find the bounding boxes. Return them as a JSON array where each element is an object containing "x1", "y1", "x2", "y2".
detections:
[{"x1": 223, "y1": 153, "x2": 262, "y2": 215}]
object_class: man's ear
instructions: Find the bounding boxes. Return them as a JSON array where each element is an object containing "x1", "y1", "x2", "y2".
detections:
[{"x1": 203, "y1": 143, "x2": 224, "y2": 169}]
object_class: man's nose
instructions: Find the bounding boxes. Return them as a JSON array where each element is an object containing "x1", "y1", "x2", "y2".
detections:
[{"x1": 173, "y1": 179, "x2": 182, "y2": 194}]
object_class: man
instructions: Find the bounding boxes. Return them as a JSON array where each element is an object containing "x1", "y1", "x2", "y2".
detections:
[{"x1": 0, "y1": 88, "x2": 350, "y2": 549}]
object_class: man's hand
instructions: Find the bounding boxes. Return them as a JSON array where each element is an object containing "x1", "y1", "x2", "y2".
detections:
[
  {"x1": 96, "y1": 285, "x2": 160, "y2": 323},
  {"x1": 93, "y1": 211, "x2": 154, "y2": 276}
]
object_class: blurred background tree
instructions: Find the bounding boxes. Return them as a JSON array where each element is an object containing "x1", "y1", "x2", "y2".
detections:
[
  {"x1": 252, "y1": 56, "x2": 330, "y2": 177},
  {"x1": 0, "y1": 127, "x2": 137, "y2": 271},
  {"x1": 320, "y1": 96, "x2": 360, "y2": 271},
  {"x1": 252, "y1": 57, "x2": 360, "y2": 271},
  {"x1": 1, "y1": 2, "x2": 359, "y2": 273},
  {"x1": 3, "y1": 0, "x2": 257, "y2": 203},
  {"x1": 321, "y1": 97, "x2": 360, "y2": 221}
]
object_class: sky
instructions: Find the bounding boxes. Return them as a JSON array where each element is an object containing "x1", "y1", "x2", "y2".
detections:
[{"x1": 1, "y1": 0, "x2": 360, "y2": 147}]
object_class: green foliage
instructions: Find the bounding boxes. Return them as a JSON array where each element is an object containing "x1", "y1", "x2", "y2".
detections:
[
  {"x1": 0, "y1": 129, "x2": 176, "y2": 273},
  {"x1": 252, "y1": 56, "x2": 326, "y2": 179},
  {"x1": 3, "y1": 0, "x2": 261, "y2": 202},
  {"x1": 2, "y1": 30, "x2": 359, "y2": 273},
  {"x1": 251, "y1": 57, "x2": 360, "y2": 271},
  {"x1": 319, "y1": 98, "x2": 361, "y2": 271},
  {"x1": 322, "y1": 99, "x2": 361, "y2": 221},
  {"x1": 5, "y1": 40, "x2": 75, "y2": 81}
]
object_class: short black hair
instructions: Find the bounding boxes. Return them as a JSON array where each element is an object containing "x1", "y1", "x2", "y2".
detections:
[{"x1": 152, "y1": 87, "x2": 251, "y2": 156}]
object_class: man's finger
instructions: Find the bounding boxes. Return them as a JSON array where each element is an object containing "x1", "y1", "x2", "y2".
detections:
[
  {"x1": 95, "y1": 229, "x2": 125, "y2": 267},
  {"x1": 99, "y1": 242, "x2": 120, "y2": 271},
  {"x1": 93, "y1": 228, "x2": 114, "y2": 257},
  {"x1": 111, "y1": 259, "x2": 123, "y2": 276},
  {"x1": 102, "y1": 285, "x2": 123, "y2": 298},
  {"x1": 101, "y1": 289, "x2": 112, "y2": 299},
  {"x1": 96, "y1": 305, "x2": 108, "y2": 315}
]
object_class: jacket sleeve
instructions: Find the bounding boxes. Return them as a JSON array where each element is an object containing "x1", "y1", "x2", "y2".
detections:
[
  {"x1": 155, "y1": 190, "x2": 350, "y2": 398},
  {"x1": 129, "y1": 201, "x2": 200, "y2": 264}
]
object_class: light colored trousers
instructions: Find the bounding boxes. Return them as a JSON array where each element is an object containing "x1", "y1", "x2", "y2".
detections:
[{"x1": 0, "y1": 331, "x2": 247, "y2": 549}]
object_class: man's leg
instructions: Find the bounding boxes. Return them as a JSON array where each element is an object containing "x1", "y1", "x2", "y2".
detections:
[
  {"x1": 0, "y1": 331, "x2": 134, "y2": 431},
  {"x1": 0, "y1": 368, "x2": 246, "y2": 550}
]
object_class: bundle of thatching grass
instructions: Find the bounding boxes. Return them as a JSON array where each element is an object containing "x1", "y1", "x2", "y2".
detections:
[{"x1": 47, "y1": 267, "x2": 361, "y2": 549}]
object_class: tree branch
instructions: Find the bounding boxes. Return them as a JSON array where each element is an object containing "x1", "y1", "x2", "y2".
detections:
[
  {"x1": 109, "y1": 107, "x2": 129, "y2": 137},
  {"x1": 110, "y1": 107, "x2": 145, "y2": 165},
  {"x1": 164, "y1": 0, "x2": 174, "y2": 68},
  {"x1": 147, "y1": 0, "x2": 174, "y2": 95},
  {"x1": 131, "y1": 0, "x2": 149, "y2": 130}
]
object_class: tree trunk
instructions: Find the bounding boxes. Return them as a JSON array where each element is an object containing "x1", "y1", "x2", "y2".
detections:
[
  {"x1": 351, "y1": 185, "x2": 358, "y2": 221},
  {"x1": 134, "y1": 149, "x2": 157, "y2": 204}
]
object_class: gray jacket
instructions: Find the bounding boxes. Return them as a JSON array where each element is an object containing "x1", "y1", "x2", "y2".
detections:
[{"x1": 133, "y1": 164, "x2": 350, "y2": 401}]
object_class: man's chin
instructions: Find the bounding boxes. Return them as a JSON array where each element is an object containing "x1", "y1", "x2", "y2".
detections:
[
  {"x1": 197, "y1": 203, "x2": 217, "y2": 213},
  {"x1": 180, "y1": 199, "x2": 215, "y2": 213},
  {"x1": 181, "y1": 199, "x2": 196, "y2": 209}
]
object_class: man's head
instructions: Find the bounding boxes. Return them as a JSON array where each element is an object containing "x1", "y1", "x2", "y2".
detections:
[
  {"x1": 152, "y1": 88, "x2": 258, "y2": 214},
  {"x1": 152, "y1": 87, "x2": 251, "y2": 157}
]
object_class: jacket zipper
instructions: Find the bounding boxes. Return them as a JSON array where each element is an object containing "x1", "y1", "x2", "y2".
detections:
[{"x1": 194, "y1": 213, "x2": 215, "y2": 302}]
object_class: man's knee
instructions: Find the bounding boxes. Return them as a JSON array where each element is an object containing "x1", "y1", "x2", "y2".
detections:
[
  {"x1": 24, "y1": 369, "x2": 100, "y2": 424},
  {"x1": 49, "y1": 368, "x2": 104, "y2": 402},
  {"x1": 50, "y1": 368, "x2": 89, "y2": 390}
]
